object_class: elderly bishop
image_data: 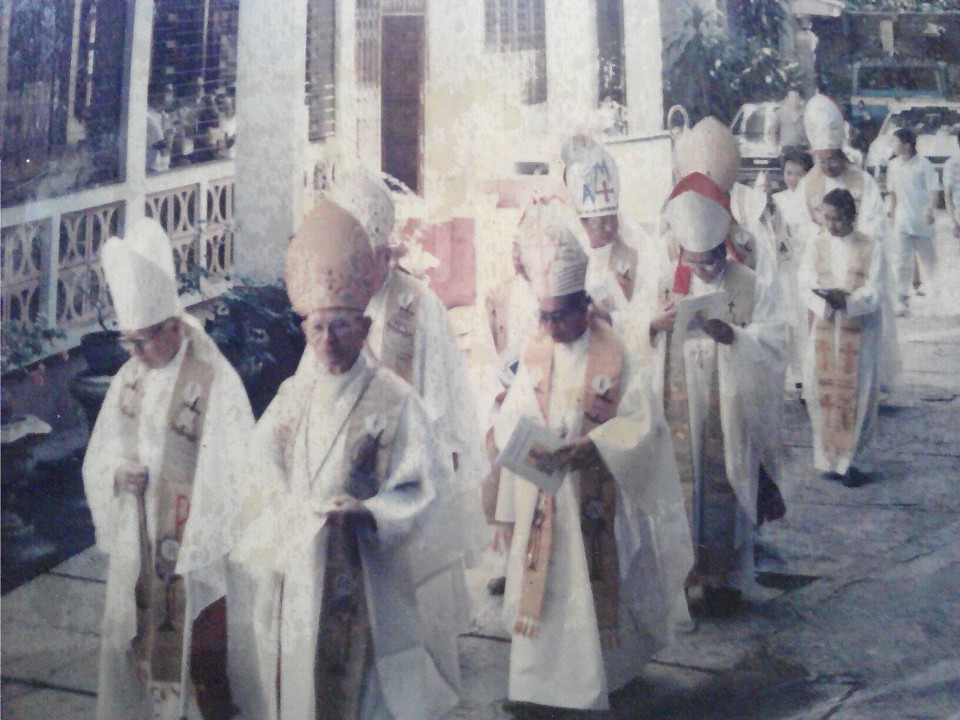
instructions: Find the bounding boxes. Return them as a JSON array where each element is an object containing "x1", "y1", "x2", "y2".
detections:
[
  {"x1": 235, "y1": 197, "x2": 447, "y2": 720},
  {"x1": 83, "y1": 218, "x2": 255, "y2": 720}
]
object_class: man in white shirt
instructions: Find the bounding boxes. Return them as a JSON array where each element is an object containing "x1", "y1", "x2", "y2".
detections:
[
  {"x1": 886, "y1": 127, "x2": 938, "y2": 315},
  {"x1": 943, "y1": 130, "x2": 960, "y2": 238}
]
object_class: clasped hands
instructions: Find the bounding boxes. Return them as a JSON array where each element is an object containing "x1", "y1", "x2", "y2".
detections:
[
  {"x1": 320, "y1": 494, "x2": 377, "y2": 532},
  {"x1": 813, "y1": 287, "x2": 849, "y2": 312},
  {"x1": 529, "y1": 436, "x2": 603, "y2": 476},
  {"x1": 650, "y1": 299, "x2": 734, "y2": 345}
]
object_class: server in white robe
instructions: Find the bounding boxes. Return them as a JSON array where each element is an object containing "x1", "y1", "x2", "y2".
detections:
[
  {"x1": 798, "y1": 94, "x2": 901, "y2": 392},
  {"x1": 773, "y1": 148, "x2": 815, "y2": 391},
  {"x1": 493, "y1": 202, "x2": 693, "y2": 713},
  {"x1": 234, "y1": 198, "x2": 446, "y2": 720},
  {"x1": 799, "y1": 189, "x2": 885, "y2": 487},
  {"x1": 649, "y1": 174, "x2": 788, "y2": 614},
  {"x1": 83, "y1": 218, "x2": 255, "y2": 720}
]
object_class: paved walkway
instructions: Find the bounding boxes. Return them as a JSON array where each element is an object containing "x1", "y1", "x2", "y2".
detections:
[{"x1": 4, "y1": 223, "x2": 960, "y2": 719}]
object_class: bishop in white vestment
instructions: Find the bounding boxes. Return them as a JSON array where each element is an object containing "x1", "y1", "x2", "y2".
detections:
[
  {"x1": 83, "y1": 218, "x2": 255, "y2": 720},
  {"x1": 235, "y1": 198, "x2": 447, "y2": 720},
  {"x1": 493, "y1": 203, "x2": 693, "y2": 713}
]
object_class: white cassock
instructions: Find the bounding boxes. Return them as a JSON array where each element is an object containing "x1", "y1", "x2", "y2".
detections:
[
  {"x1": 82, "y1": 317, "x2": 255, "y2": 720},
  {"x1": 799, "y1": 232, "x2": 885, "y2": 473},
  {"x1": 493, "y1": 330, "x2": 693, "y2": 711},
  {"x1": 774, "y1": 187, "x2": 813, "y2": 386},
  {"x1": 797, "y1": 169, "x2": 901, "y2": 390},
  {"x1": 364, "y1": 269, "x2": 487, "y2": 715},
  {"x1": 234, "y1": 352, "x2": 447, "y2": 720}
]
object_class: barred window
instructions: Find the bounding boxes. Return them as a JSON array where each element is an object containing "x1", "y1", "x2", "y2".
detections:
[
  {"x1": 146, "y1": 0, "x2": 239, "y2": 174},
  {"x1": 306, "y1": 0, "x2": 336, "y2": 142},
  {"x1": 596, "y1": 0, "x2": 625, "y2": 106},
  {"x1": 356, "y1": 0, "x2": 380, "y2": 87},
  {"x1": 483, "y1": 0, "x2": 546, "y2": 105},
  {"x1": 2, "y1": 0, "x2": 126, "y2": 208}
]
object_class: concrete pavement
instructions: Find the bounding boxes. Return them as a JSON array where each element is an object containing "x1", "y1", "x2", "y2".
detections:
[{"x1": 3, "y1": 223, "x2": 960, "y2": 719}]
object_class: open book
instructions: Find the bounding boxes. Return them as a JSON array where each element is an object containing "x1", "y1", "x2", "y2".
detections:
[
  {"x1": 673, "y1": 290, "x2": 727, "y2": 344},
  {"x1": 496, "y1": 416, "x2": 566, "y2": 494}
]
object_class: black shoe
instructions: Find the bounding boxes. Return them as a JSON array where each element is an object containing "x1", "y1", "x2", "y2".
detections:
[
  {"x1": 702, "y1": 587, "x2": 742, "y2": 618},
  {"x1": 842, "y1": 467, "x2": 870, "y2": 488},
  {"x1": 487, "y1": 576, "x2": 507, "y2": 596}
]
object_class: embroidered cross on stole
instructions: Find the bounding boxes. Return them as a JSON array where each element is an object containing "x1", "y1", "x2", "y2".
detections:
[
  {"x1": 514, "y1": 319, "x2": 622, "y2": 639},
  {"x1": 811, "y1": 231, "x2": 873, "y2": 471},
  {"x1": 118, "y1": 327, "x2": 216, "y2": 685}
]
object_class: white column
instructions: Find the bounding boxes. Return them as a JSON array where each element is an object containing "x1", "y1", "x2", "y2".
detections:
[
  {"x1": 545, "y1": 0, "x2": 598, "y2": 139},
  {"x1": 624, "y1": 0, "x2": 664, "y2": 134},
  {"x1": 121, "y1": 0, "x2": 154, "y2": 227},
  {"x1": 233, "y1": 0, "x2": 309, "y2": 282}
]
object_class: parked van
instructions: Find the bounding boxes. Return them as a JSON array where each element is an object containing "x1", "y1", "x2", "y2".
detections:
[{"x1": 851, "y1": 59, "x2": 949, "y2": 125}]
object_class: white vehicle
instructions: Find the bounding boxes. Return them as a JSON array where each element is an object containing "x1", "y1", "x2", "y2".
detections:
[
  {"x1": 865, "y1": 101, "x2": 960, "y2": 194},
  {"x1": 731, "y1": 102, "x2": 783, "y2": 189}
]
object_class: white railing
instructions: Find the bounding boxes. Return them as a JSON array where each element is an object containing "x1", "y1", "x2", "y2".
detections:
[{"x1": 1, "y1": 161, "x2": 235, "y2": 347}]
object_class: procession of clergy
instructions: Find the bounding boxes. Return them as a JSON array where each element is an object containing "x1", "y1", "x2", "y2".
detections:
[{"x1": 82, "y1": 91, "x2": 903, "y2": 720}]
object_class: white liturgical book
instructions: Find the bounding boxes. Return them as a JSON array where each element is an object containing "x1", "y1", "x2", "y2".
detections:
[
  {"x1": 673, "y1": 290, "x2": 727, "y2": 344},
  {"x1": 496, "y1": 416, "x2": 566, "y2": 495}
]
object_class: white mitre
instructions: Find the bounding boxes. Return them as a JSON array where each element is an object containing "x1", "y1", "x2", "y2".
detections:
[
  {"x1": 101, "y1": 217, "x2": 179, "y2": 332},
  {"x1": 563, "y1": 137, "x2": 620, "y2": 218},
  {"x1": 664, "y1": 172, "x2": 733, "y2": 253},
  {"x1": 518, "y1": 200, "x2": 589, "y2": 298},
  {"x1": 804, "y1": 93, "x2": 845, "y2": 152},
  {"x1": 326, "y1": 163, "x2": 396, "y2": 250}
]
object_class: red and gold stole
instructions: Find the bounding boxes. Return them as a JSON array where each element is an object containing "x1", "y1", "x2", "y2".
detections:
[
  {"x1": 811, "y1": 231, "x2": 874, "y2": 470},
  {"x1": 513, "y1": 318, "x2": 623, "y2": 639},
  {"x1": 662, "y1": 262, "x2": 754, "y2": 584},
  {"x1": 117, "y1": 325, "x2": 216, "y2": 684}
]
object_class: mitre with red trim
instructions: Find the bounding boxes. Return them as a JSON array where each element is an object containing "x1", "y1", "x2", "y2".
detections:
[{"x1": 663, "y1": 172, "x2": 733, "y2": 253}]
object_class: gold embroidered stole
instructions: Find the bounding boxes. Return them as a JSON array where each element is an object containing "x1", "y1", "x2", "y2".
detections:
[
  {"x1": 515, "y1": 319, "x2": 622, "y2": 637},
  {"x1": 293, "y1": 369, "x2": 405, "y2": 720},
  {"x1": 812, "y1": 231, "x2": 873, "y2": 470},
  {"x1": 378, "y1": 272, "x2": 421, "y2": 383},
  {"x1": 804, "y1": 166, "x2": 865, "y2": 226},
  {"x1": 663, "y1": 266, "x2": 754, "y2": 585},
  {"x1": 117, "y1": 326, "x2": 216, "y2": 684}
]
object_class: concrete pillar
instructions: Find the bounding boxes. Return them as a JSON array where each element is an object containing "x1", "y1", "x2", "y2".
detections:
[
  {"x1": 545, "y1": 0, "x2": 598, "y2": 138},
  {"x1": 120, "y1": 0, "x2": 155, "y2": 227},
  {"x1": 233, "y1": 0, "x2": 309, "y2": 282},
  {"x1": 623, "y1": 0, "x2": 664, "y2": 134}
]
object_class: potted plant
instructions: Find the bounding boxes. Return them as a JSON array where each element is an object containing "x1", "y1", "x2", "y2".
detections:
[{"x1": 76, "y1": 270, "x2": 128, "y2": 377}]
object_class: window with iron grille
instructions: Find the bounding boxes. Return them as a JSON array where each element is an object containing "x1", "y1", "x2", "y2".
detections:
[
  {"x1": 356, "y1": 0, "x2": 381, "y2": 88},
  {"x1": 483, "y1": 0, "x2": 546, "y2": 105},
  {"x1": 306, "y1": 0, "x2": 336, "y2": 142},
  {"x1": 147, "y1": 0, "x2": 239, "y2": 174},
  {"x1": 2, "y1": 0, "x2": 126, "y2": 208},
  {"x1": 596, "y1": 0, "x2": 625, "y2": 106}
]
